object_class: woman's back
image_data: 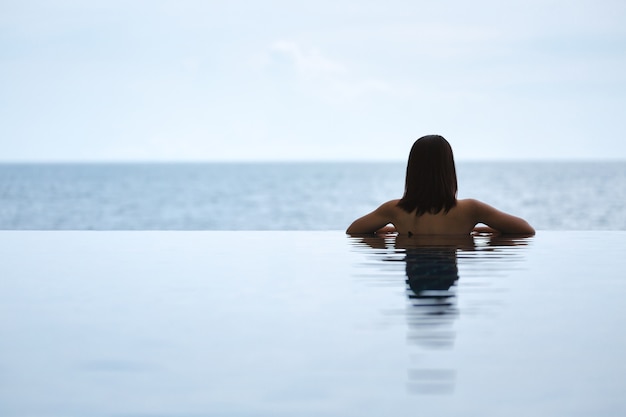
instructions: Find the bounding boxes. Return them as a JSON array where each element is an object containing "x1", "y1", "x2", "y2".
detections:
[
  {"x1": 347, "y1": 198, "x2": 535, "y2": 236},
  {"x1": 390, "y1": 199, "x2": 476, "y2": 235}
]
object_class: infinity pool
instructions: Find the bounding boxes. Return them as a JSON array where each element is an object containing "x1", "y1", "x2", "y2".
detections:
[{"x1": 1, "y1": 231, "x2": 624, "y2": 416}]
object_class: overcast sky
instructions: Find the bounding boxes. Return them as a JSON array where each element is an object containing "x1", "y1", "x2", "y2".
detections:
[{"x1": 1, "y1": 0, "x2": 625, "y2": 161}]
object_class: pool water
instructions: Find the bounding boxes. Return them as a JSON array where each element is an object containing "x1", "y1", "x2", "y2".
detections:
[{"x1": 0, "y1": 231, "x2": 624, "y2": 416}]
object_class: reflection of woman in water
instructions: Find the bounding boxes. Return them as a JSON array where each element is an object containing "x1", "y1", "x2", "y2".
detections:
[
  {"x1": 405, "y1": 247, "x2": 458, "y2": 295},
  {"x1": 346, "y1": 135, "x2": 535, "y2": 236},
  {"x1": 402, "y1": 241, "x2": 462, "y2": 300},
  {"x1": 396, "y1": 236, "x2": 471, "y2": 317},
  {"x1": 396, "y1": 236, "x2": 472, "y2": 351}
]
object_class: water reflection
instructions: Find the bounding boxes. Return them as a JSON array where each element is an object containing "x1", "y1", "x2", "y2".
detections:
[
  {"x1": 401, "y1": 237, "x2": 464, "y2": 351},
  {"x1": 349, "y1": 233, "x2": 532, "y2": 395}
]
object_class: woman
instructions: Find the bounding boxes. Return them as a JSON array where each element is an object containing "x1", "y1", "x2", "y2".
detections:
[{"x1": 346, "y1": 135, "x2": 535, "y2": 236}]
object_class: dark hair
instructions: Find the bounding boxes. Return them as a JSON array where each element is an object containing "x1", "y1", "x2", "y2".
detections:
[{"x1": 397, "y1": 135, "x2": 458, "y2": 216}]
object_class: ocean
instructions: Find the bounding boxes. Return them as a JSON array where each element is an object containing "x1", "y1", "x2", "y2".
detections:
[{"x1": 0, "y1": 161, "x2": 624, "y2": 230}]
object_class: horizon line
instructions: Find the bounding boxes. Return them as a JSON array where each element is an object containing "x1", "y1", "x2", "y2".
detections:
[{"x1": 0, "y1": 157, "x2": 625, "y2": 164}]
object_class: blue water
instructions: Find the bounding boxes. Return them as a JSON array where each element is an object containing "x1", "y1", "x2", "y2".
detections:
[
  {"x1": 2, "y1": 230, "x2": 626, "y2": 415},
  {"x1": 0, "y1": 161, "x2": 624, "y2": 230}
]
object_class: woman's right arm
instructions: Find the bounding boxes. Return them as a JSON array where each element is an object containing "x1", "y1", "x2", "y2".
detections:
[
  {"x1": 471, "y1": 199, "x2": 535, "y2": 235},
  {"x1": 346, "y1": 200, "x2": 397, "y2": 235}
]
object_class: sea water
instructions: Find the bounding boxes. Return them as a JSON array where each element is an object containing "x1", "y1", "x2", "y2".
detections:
[{"x1": 0, "y1": 161, "x2": 624, "y2": 230}]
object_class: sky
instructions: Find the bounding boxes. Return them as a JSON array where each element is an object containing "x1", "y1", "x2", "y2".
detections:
[{"x1": 1, "y1": 0, "x2": 625, "y2": 161}]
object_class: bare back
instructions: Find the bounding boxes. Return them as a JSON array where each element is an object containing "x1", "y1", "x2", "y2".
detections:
[
  {"x1": 390, "y1": 199, "x2": 476, "y2": 235},
  {"x1": 346, "y1": 198, "x2": 535, "y2": 235}
]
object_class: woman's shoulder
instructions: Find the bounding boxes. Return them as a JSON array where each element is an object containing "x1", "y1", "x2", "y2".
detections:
[
  {"x1": 452, "y1": 198, "x2": 485, "y2": 218},
  {"x1": 378, "y1": 199, "x2": 402, "y2": 213},
  {"x1": 382, "y1": 199, "x2": 401, "y2": 207},
  {"x1": 456, "y1": 198, "x2": 483, "y2": 211},
  {"x1": 457, "y1": 198, "x2": 502, "y2": 213},
  {"x1": 457, "y1": 198, "x2": 480, "y2": 205}
]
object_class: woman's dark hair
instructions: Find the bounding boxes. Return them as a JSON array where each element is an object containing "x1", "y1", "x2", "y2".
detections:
[{"x1": 397, "y1": 135, "x2": 458, "y2": 216}]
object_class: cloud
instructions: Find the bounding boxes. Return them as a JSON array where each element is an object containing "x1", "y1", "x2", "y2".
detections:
[
  {"x1": 270, "y1": 40, "x2": 347, "y2": 79},
  {"x1": 265, "y1": 40, "x2": 404, "y2": 102}
]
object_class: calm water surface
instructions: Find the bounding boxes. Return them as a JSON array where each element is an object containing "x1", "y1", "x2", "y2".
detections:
[
  {"x1": 1, "y1": 231, "x2": 624, "y2": 416},
  {"x1": 350, "y1": 233, "x2": 533, "y2": 395},
  {"x1": 1, "y1": 162, "x2": 624, "y2": 230}
]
